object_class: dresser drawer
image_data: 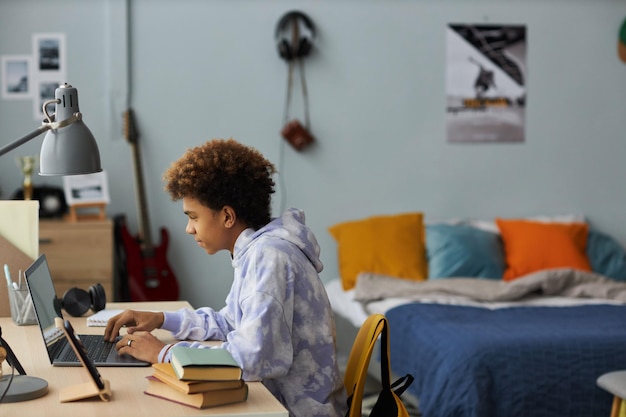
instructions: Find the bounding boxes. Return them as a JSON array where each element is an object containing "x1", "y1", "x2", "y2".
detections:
[{"x1": 39, "y1": 219, "x2": 113, "y2": 301}]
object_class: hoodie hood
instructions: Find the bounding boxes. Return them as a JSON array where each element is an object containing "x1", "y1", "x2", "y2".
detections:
[{"x1": 233, "y1": 208, "x2": 324, "y2": 273}]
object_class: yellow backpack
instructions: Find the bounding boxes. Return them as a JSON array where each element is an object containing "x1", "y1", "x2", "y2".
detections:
[{"x1": 344, "y1": 314, "x2": 414, "y2": 417}]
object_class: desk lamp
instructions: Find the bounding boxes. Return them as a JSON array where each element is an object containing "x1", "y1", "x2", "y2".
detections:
[
  {"x1": 0, "y1": 83, "x2": 100, "y2": 403},
  {"x1": 0, "y1": 83, "x2": 102, "y2": 175}
]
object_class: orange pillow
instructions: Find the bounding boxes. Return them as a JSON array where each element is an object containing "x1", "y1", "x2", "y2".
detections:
[
  {"x1": 328, "y1": 212, "x2": 427, "y2": 290},
  {"x1": 495, "y1": 218, "x2": 591, "y2": 281}
]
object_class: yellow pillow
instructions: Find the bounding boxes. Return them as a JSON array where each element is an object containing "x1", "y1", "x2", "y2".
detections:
[
  {"x1": 328, "y1": 212, "x2": 427, "y2": 290},
  {"x1": 495, "y1": 218, "x2": 591, "y2": 281}
]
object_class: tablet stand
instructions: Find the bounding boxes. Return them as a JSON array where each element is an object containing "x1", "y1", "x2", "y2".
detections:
[
  {"x1": 52, "y1": 318, "x2": 112, "y2": 403},
  {"x1": 59, "y1": 378, "x2": 111, "y2": 403}
]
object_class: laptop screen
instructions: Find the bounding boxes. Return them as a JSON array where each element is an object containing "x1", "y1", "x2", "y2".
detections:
[{"x1": 24, "y1": 254, "x2": 67, "y2": 361}]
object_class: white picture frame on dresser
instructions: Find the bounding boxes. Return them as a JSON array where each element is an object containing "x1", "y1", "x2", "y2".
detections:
[{"x1": 62, "y1": 170, "x2": 110, "y2": 206}]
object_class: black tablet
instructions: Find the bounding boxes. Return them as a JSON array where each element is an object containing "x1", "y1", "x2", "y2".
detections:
[{"x1": 59, "y1": 319, "x2": 105, "y2": 390}]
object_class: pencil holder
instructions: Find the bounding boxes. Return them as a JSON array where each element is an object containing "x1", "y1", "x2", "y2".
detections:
[{"x1": 8, "y1": 286, "x2": 36, "y2": 325}]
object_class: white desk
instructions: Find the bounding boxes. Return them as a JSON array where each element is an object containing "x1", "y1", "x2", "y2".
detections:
[{"x1": 0, "y1": 301, "x2": 288, "y2": 417}]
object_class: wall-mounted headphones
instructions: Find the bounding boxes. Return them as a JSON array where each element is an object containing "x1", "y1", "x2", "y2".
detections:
[
  {"x1": 56, "y1": 283, "x2": 106, "y2": 317},
  {"x1": 275, "y1": 11, "x2": 316, "y2": 61}
]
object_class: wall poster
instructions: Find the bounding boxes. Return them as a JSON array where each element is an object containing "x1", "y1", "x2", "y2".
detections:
[{"x1": 446, "y1": 24, "x2": 527, "y2": 143}]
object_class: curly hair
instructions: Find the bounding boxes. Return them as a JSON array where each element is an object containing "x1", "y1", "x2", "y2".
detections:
[{"x1": 163, "y1": 138, "x2": 276, "y2": 230}]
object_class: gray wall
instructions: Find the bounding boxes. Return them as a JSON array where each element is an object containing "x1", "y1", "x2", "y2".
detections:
[{"x1": 1, "y1": 0, "x2": 625, "y2": 310}]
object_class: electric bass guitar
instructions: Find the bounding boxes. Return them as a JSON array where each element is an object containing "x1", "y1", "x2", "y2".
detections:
[{"x1": 120, "y1": 109, "x2": 179, "y2": 301}]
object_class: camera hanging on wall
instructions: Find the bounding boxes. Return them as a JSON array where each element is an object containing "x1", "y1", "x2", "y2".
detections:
[{"x1": 275, "y1": 11, "x2": 316, "y2": 151}]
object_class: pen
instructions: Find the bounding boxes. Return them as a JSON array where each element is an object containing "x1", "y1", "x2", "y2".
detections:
[
  {"x1": 20, "y1": 293, "x2": 33, "y2": 322},
  {"x1": 18, "y1": 269, "x2": 22, "y2": 289},
  {"x1": 4, "y1": 264, "x2": 13, "y2": 288}
]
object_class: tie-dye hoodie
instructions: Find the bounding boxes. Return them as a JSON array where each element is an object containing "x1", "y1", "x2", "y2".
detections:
[{"x1": 158, "y1": 208, "x2": 348, "y2": 417}]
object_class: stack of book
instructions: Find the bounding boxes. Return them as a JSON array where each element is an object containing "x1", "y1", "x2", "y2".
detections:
[{"x1": 144, "y1": 346, "x2": 248, "y2": 409}]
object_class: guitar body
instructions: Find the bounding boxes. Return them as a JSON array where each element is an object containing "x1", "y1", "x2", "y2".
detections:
[
  {"x1": 120, "y1": 218, "x2": 179, "y2": 301},
  {"x1": 120, "y1": 109, "x2": 180, "y2": 301}
]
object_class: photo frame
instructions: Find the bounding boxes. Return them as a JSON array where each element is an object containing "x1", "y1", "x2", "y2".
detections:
[
  {"x1": 32, "y1": 33, "x2": 66, "y2": 74},
  {"x1": 63, "y1": 171, "x2": 110, "y2": 206},
  {"x1": 33, "y1": 80, "x2": 62, "y2": 121},
  {"x1": 1, "y1": 55, "x2": 32, "y2": 99}
]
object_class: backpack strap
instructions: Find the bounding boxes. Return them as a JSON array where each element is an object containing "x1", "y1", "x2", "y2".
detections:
[
  {"x1": 378, "y1": 318, "x2": 415, "y2": 394},
  {"x1": 379, "y1": 316, "x2": 392, "y2": 389},
  {"x1": 370, "y1": 317, "x2": 415, "y2": 417},
  {"x1": 390, "y1": 374, "x2": 415, "y2": 397}
]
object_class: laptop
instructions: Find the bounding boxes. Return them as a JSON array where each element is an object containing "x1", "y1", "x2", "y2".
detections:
[{"x1": 24, "y1": 253, "x2": 149, "y2": 367}]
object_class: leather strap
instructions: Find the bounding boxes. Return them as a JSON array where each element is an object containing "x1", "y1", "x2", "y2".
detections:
[{"x1": 283, "y1": 59, "x2": 311, "y2": 128}]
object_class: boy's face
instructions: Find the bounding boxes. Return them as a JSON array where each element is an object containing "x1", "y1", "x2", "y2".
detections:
[{"x1": 182, "y1": 197, "x2": 233, "y2": 255}]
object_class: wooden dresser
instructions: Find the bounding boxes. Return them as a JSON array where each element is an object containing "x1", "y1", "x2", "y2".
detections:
[{"x1": 39, "y1": 218, "x2": 114, "y2": 301}]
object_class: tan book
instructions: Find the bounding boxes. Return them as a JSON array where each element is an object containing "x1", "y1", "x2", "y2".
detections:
[
  {"x1": 144, "y1": 376, "x2": 248, "y2": 409},
  {"x1": 152, "y1": 363, "x2": 244, "y2": 394},
  {"x1": 170, "y1": 346, "x2": 243, "y2": 381}
]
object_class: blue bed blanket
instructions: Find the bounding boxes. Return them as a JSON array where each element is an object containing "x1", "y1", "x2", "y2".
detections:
[{"x1": 386, "y1": 303, "x2": 626, "y2": 417}]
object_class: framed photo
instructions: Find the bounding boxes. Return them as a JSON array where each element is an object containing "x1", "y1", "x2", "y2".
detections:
[
  {"x1": 63, "y1": 171, "x2": 111, "y2": 206},
  {"x1": 1, "y1": 55, "x2": 32, "y2": 99},
  {"x1": 32, "y1": 33, "x2": 66, "y2": 73},
  {"x1": 33, "y1": 80, "x2": 61, "y2": 121},
  {"x1": 445, "y1": 24, "x2": 527, "y2": 143}
]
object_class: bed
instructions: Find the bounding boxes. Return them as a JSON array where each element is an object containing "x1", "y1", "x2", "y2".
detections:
[{"x1": 325, "y1": 212, "x2": 626, "y2": 417}]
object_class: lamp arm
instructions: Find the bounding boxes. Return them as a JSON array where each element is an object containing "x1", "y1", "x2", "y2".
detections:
[
  {"x1": 0, "y1": 124, "x2": 51, "y2": 158},
  {"x1": 0, "y1": 112, "x2": 83, "y2": 158}
]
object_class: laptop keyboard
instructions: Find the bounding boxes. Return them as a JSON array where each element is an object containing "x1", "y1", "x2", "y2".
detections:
[{"x1": 56, "y1": 335, "x2": 117, "y2": 363}]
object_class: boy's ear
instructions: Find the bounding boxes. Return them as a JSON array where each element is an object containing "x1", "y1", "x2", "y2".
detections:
[{"x1": 222, "y1": 205, "x2": 237, "y2": 228}]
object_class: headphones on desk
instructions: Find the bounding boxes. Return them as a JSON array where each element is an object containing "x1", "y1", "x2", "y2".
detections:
[
  {"x1": 56, "y1": 283, "x2": 107, "y2": 317},
  {"x1": 275, "y1": 11, "x2": 316, "y2": 61}
]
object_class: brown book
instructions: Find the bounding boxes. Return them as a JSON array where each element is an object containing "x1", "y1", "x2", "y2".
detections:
[
  {"x1": 170, "y1": 346, "x2": 243, "y2": 381},
  {"x1": 152, "y1": 363, "x2": 244, "y2": 394},
  {"x1": 144, "y1": 376, "x2": 248, "y2": 409}
]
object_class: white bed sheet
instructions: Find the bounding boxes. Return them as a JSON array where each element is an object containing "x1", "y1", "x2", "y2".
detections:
[
  {"x1": 325, "y1": 278, "x2": 368, "y2": 327},
  {"x1": 326, "y1": 278, "x2": 420, "y2": 327}
]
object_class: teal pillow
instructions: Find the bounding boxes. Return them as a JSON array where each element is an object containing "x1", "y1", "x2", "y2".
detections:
[
  {"x1": 426, "y1": 224, "x2": 505, "y2": 279},
  {"x1": 586, "y1": 229, "x2": 626, "y2": 281}
]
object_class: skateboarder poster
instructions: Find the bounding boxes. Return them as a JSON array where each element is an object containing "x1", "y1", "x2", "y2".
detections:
[{"x1": 446, "y1": 24, "x2": 527, "y2": 143}]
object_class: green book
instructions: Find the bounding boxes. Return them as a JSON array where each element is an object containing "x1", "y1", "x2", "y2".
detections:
[{"x1": 170, "y1": 346, "x2": 243, "y2": 381}]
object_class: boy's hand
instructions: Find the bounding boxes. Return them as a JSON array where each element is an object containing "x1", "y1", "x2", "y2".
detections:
[
  {"x1": 116, "y1": 331, "x2": 165, "y2": 364},
  {"x1": 104, "y1": 309, "x2": 164, "y2": 343}
]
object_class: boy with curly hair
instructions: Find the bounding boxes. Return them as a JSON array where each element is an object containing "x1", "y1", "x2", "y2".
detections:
[{"x1": 105, "y1": 138, "x2": 347, "y2": 417}]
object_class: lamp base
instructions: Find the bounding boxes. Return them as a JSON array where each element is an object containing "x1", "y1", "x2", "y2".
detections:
[{"x1": 0, "y1": 375, "x2": 48, "y2": 403}]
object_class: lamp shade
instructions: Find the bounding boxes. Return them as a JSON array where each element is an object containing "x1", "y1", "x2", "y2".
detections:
[{"x1": 38, "y1": 84, "x2": 102, "y2": 176}]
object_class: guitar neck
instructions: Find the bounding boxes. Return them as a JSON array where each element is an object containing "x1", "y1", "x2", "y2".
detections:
[{"x1": 129, "y1": 137, "x2": 154, "y2": 254}]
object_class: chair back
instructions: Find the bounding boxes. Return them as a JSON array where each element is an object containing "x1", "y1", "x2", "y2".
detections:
[{"x1": 344, "y1": 313, "x2": 387, "y2": 417}]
